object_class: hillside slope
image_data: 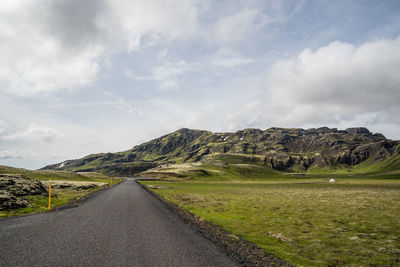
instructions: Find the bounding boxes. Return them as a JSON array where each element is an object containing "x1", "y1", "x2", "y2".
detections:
[{"x1": 42, "y1": 127, "x2": 400, "y2": 176}]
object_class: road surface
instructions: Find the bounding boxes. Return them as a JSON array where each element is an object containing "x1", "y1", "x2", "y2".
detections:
[{"x1": 0, "y1": 178, "x2": 239, "y2": 266}]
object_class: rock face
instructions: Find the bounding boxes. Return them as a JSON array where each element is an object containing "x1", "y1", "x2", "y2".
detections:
[
  {"x1": 43, "y1": 127, "x2": 400, "y2": 174},
  {"x1": 0, "y1": 174, "x2": 47, "y2": 210}
]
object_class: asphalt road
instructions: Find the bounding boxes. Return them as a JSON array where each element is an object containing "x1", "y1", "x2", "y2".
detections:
[{"x1": 0, "y1": 178, "x2": 239, "y2": 267}]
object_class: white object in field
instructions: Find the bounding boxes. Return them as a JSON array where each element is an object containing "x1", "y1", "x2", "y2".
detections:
[{"x1": 329, "y1": 179, "x2": 335, "y2": 183}]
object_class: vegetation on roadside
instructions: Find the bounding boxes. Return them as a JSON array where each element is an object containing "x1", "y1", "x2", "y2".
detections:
[
  {"x1": 0, "y1": 187, "x2": 99, "y2": 218},
  {"x1": 0, "y1": 165, "x2": 124, "y2": 218}
]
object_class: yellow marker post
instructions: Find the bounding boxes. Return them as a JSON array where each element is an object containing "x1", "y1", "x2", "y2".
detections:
[
  {"x1": 48, "y1": 180, "x2": 52, "y2": 210},
  {"x1": 109, "y1": 178, "x2": 111, "y2": 186}
]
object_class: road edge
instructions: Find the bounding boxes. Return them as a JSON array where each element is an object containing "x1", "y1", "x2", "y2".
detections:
[{"x1": 136, "y1": 179, "x2": 293, "y2": 267}]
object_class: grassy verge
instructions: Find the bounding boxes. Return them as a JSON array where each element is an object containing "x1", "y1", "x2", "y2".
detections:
[
  {"x1": 140, "y1": 178, "x2": 400, "y2": 266},
  {"x1": 0, "y1": 165, "x2": 125, "y2": 218},
  {"x1": 0, "y1": 187, "x2": 100, "y2": 218}
]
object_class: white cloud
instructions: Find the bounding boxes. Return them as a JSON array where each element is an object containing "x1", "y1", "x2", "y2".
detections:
[
  {"x1": 210, "y1": 57, "x2": 254, "y2": 67},
  {"x1": 157, "y1": 48, "x2": 169, "y2": 61},
  {"x1": 209, "y1": 1, "x2": 300, "y2": 45},
  {"x1": 3, "y1": 123, "x2": 62, "y2": 143},
  {"x1": 0, "y1": 120, "x2": 7, "y2": 134},
  {"x1": 0, "y1": 0, "x2": 203, "y2": 96},
  {"x1": 0, "y1": 0, "x2": 292, "y2": 96},
  {"x1": 151, "y1": 60, "x2": 189, "y2": 90},
  {"x1": 0, "y1": 0, "x2": 104, "y2": 96},
  {"x1": 264, "y1": 37, "x2": 400, "y2": 125},
  {"x1": 185, "y1": 101, "x2": 262, "y2": 132},
  {"x1": 207, "y1": 48, "x2": 254, "y2": 67},
  {"x1": 103, "y1": 91, "x2": 140, "y2": 114},
  {"x1": 126, "y1": 48, "x2": 254, "y2": 90},
  {"x1": 264, "y1": 0, "x2": 305, "y2": 24},
  {"x1": 0, "y1": 149, "x2": 35, "y2": 159},
  {"x1": 0, "y1": 2, "x2": 104, "y2": 96},
  {"x1": 104, "y1": 0, "x2": 201, "y2": 51},
  {"x1": 213, "y1": 9, "x2": 264, "y2": 44},
  {"x1": 127, "y1": 59, "x2": 193, "y2": 90}
]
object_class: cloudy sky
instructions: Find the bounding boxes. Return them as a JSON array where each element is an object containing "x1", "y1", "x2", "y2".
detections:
[{"x1": 1, "y1": 0, "x2": 400, "y2": 169}]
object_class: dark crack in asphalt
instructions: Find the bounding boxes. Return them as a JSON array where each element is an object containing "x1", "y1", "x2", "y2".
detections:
[{"x1": 0, "y1": 178, "x2": 239, "y2": 267}]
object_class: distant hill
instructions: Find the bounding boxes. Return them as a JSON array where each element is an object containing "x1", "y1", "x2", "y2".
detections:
[
  {"x1": 0, "y1": 164, "x2": 109, "y2": 182},
  {"x1": 42, "y1": 127, "x2": 400, "y2": 177}
]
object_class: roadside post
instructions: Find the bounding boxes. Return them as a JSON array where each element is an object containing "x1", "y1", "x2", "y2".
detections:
[{"x1": 48, "y1": 180, "x2": 52, "y2": 210}]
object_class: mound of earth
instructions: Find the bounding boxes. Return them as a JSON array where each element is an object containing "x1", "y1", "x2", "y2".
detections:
[{"x1": 0, "y1": 174, "x2": 47, "y2": 210}]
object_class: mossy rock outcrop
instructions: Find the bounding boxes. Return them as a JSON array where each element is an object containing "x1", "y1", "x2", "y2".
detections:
[{"x1": 0, "y1": 174, "x2": 47, "y2": 210}]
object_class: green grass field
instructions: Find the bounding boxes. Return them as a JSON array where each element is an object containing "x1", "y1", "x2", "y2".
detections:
[{"x1": 140, "y1": 178, "x2": 400, "y2": 266}]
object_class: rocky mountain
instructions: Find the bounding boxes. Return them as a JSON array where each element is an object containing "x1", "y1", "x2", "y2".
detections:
[{"x1": 42, "y1": 127, "x2": 400, "y2": 176}]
